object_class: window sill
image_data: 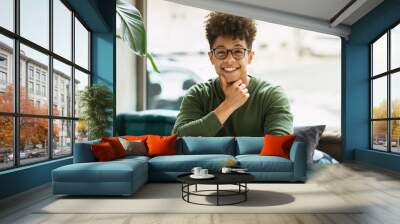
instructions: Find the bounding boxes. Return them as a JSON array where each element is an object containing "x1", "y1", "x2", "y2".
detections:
[{"x1": 0, "y1": 156, "x2": 72, "y2": 176}]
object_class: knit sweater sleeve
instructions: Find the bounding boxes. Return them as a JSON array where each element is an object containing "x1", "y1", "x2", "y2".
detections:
[
  {"x1": 263, "y1": 86, "x2": 294, "y2": 135},
  {"x1": 172, "y1": 86, "x2": 223, "y2": 136}
]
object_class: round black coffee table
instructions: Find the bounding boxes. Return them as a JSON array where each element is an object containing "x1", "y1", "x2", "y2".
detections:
[{"x1": 177, "y1": 173, "x2": 255, "y2": 206}]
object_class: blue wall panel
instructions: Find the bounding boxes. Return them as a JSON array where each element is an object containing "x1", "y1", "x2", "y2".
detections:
[
  {"x1": 0, "y1": 158, "x2": 72, "y2": 199},
  {"x1": 344, "y1": 0, "x2": 400, "y2": 171}
]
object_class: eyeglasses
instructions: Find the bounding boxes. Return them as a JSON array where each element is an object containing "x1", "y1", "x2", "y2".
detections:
[{"x1": 211, "y1": 47, "x2": 250, "y2": 60}]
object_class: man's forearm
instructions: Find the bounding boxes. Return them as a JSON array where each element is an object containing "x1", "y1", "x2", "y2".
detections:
[
  {"x1": 213, "y1": 100, "x2": 236, "y2": 124},
  {"x1": 174, "y1": 111, "x2": 223, "y2": 136}
]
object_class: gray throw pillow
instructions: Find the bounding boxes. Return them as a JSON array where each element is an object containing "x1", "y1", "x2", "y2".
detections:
[
  {"x1": 294, "y1": 125, "x2": 326, "y2": 165},
  {"x1": 118, "y1": 137, "x2": 147, "y2": 156}
]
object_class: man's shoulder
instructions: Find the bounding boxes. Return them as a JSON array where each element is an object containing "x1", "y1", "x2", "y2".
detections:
[
  {"x1": 252, "y1": 77, "x2": 280, "y2": 93},
  {"x1": 186, "y1": 78, "x2": 216, "y2": 95}
]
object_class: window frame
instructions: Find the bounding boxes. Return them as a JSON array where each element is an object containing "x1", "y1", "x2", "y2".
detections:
[
  {"x1": 0, "y1": 0, "x2": 92, "y2": 171},
  {"x1": 370, "y1": 20, "x2": 400, "y2": 154}
]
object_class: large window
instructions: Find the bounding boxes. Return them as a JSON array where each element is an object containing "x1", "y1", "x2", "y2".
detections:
[
  {"x1": 0, "y1": 0, "x2": 91, "y2": 171},
  {"x1": 370, "y1": 23, "x2": 400, "y2": 153},
  {"x1": 146, "y1": 0, "x2": 341, "y2": 133}
]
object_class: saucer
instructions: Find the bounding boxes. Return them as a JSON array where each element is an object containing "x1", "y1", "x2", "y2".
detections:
[{"x1": 190, "y1": 174, "x2": 215, "y2": 179}]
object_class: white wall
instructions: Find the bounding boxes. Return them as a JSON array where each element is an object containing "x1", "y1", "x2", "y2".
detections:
[{"x1": 116, "y1": 38, "x2": 137, "y2": 113}]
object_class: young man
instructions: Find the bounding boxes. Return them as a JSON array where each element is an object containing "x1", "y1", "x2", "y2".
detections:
[{"x1": 172, "y1": 12, "x2": 293, "y2": 137}]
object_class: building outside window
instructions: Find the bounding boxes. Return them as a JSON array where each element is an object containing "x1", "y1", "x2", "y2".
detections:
[
  {"x1": 0, "y1": 71, "x2": 6, "y2": 84},
  {"x1": 28, "y1": 66, "x2": 34, "y2": 80},
  {"x1": 41, "y1": 85, "x2": 46, "y2": 97},
  {"x1": 28, "y1": 81, "x2": 34, "y2": 94},
  {"x1": 0, "y1": 0, "x2": 91, "y2": 170}
]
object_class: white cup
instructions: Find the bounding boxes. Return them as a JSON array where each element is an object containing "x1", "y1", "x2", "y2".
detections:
[
  {"x1": 221, "y1": 167, "x2": 232, "y2": 174},
  {"x1": 191, "y1": 167, "x2": 202, "y2": 176},
  {"x1": 200, "y1": 169, "x2": 208, "y2": 176}
]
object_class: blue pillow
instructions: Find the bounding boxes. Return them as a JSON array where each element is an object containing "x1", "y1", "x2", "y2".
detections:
[
  {"x1": 235, "y1": 137, "x2": 264, "y2": 155},
  {"x1": 178, "y1": 137, "x2": 235, "y2": 155}
]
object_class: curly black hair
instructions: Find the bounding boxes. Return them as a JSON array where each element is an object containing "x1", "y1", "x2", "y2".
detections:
[{"x1": 205, "y1": 12, "x2": 257, "y2": 49}]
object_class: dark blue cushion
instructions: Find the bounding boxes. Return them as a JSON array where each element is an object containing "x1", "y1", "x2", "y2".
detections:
[
  {"x1": 236, "y1": 137, "x2": 263, "y2": 155},
  {"x1": 149, "y1": 154, "x2": 235, "y2": 172},
  {"x1": 236, "y1": 155, "x2": 293, "y2": 172},
  {"x1": 178, "y1": 137, "x2": 235, "y2": 155}
]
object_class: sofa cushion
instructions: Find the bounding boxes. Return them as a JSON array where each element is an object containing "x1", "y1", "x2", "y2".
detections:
[
  {"x1": 178, "y1": 137, "x2": 235, "y2": 155},
  {"x1": 118, "y1": 138, "x2": 147, "y2": 156},
  {"x1": 101, "y1": 137, "x2": 127, "y2": 158},
  {"x1": 147, "y1": 135, "x2": 177, "y2": 157},
  {"x1": 294, "y1": 125, "x2": 326, "y2": 165},
  {"x1": 148, "y1": 154, "x2": 235, "y2": 172},
  {"x1": 236, "y1": 137, "x2": 263, "y2": 155},
  {"x1": 236, "y1": 155, "x2": 293, "y2": 172},
  {"x1": 260, "y1": 134, "x2": 296, "y2": 159},
  {"x1": 52, "y1": 159, "x2": 147, "y2": 183},
  {"x1": 74, "y1": 140, "x2": 100, "y2": 163},
  {"x1": 91, "y1": 142, "x2": 118, "y2": 161}
]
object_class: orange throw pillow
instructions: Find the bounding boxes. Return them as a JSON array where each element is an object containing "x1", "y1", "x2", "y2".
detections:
[
  {"x1": 101, "y1": 137, "x2": 127, "y2": 158},
  {"x1": 260, "y1": 134, "x2": 296, "y2": 159},
  {"x1": 124, "y1": 135, "x2": 148, "y2": 141},
  {"x1": 146, "y1": 134, "x2": 177, "y2": 157},
  {"x1": 91, "y1": 142, "x2": 118, "y2": 161}
]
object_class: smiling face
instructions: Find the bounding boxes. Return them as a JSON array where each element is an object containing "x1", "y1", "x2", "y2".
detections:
[{"x1": 208, "y1": 35, "x2": 254, "y2": 84}]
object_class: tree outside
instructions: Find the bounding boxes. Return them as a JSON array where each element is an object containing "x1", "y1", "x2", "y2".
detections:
[
  {"x1": 372, "y1": 99, "x2": 400, "y2": 152},
  {"x1": 0, "y1": 84, "x2": 60, "y2": 168}
]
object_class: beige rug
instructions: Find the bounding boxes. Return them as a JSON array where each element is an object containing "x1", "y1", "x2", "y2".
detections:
[{"x1": 37, "y1": 183, "x2": 362, "y2": 214}]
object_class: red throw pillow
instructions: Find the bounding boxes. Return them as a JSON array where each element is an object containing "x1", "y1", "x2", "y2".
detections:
[
  {"x1": 146, "y1": 134, "x2": 177, "y2": 157},
  {"x1": 259, "y1": 134, "x2": 296, "y2": 159},
  {"x1": 101, "y1": 137, "x2": 127, "y2": 158},
  {"x1": 91, "y1": 142, "x2": 118, "y2": 161}
]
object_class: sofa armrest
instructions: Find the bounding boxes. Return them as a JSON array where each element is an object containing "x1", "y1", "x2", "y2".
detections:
[
  {"x1": 73, "y1": 140, "x2": 100, "y2": 163},
  {"x1": 289, "y1": 141, "x2": 307, "y2": 182}
]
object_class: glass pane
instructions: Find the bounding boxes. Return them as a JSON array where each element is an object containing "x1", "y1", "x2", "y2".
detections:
[
  {"x1": 74, "y1": 69, "x2": 89, "y2": 118},
  {"x1": 53, "y1": 59, "x2": 72, "y2": 117},
  {"x1": 0, "y1": 35, "x2": 14, "y2": 112},
  {"x1": 372, "y1": 77, "x2": 387, "y2": 119},
  {"x1": 20, "y1": 44, "x2": 49, "y2": 115},
  {"x1": 372, "y1": 121, "x2": 388, "y2": 151},
  {"x1": 391, "y1": 120, "x2": 400, "y2": 153},
  {"x1": 0, "y1": 116, "x2": 14, "y2": 170},
  {"x1": 147, "y1": 69, "x2": 200, "y2": 110},
  {"x1": 392, "y1": 72, "x2": 400, "y2": 118},
  {"x1": 74, "y1": 18, "x2": 89, "y2": 69},
  {"x1": 53, "y1": 119, "x2": 72, "y2": 158},
  {"x1": 0, "y1": 0, "x2": 14, "y2": 31},
  {"x1": 53, "y1": 0, "x2": 72, "y2": 60},
  {"x1": 75, "y1": 120, "x2": 88, "y2": 143},
  {"x1": 20, "y1": 0, "x2": 49, "y2": 49},
  {"x1": 20, "y1": 117, "x2": 49, "y2": 165},
  {"x1": 372, "y1": 33, "x2": 387, "y2": 76},
  {"x1": 391, "y1": 24, "x2": 400, "y2": 70}
]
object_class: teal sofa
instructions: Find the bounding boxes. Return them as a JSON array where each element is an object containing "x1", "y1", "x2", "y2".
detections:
[
  {"x1": 52, "y1": 136, "x2": 306, "y2": 196},
  {"x1": 52, "y1": 110, "x2": 306, "y2": 196}
]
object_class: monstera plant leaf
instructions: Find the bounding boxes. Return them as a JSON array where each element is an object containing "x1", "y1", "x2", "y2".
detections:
[{"x1": 116, "y1": 0, "x2": 159, "y2": 73}]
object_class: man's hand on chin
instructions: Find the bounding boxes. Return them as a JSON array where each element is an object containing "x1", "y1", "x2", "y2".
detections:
[
  {"x1": 220, "y1": 75, "x2": 250, "y2": 111},
  {"x1": 213, "y1": 75, "x2": 250, "y2": 125}
]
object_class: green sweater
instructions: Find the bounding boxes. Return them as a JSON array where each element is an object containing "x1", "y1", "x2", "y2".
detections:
[{"x1": 172, "y1": 76, "x2": 293, "y2": 137}]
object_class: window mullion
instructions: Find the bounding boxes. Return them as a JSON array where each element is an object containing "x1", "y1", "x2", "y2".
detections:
[
  {"x1": 388, "y1": 30, "x2": 392, "y2": 152},
  {"x1": 13, "y1": 0, "x2": 20, "y2": 167},
  {"x1": 71, "y1": 10, "x2": 76, "y2": 154},
  {"x1": 48, "y1": 0, "x2": 54, "y2": 160}
]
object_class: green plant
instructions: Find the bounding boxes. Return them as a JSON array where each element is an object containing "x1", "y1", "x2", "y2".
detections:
[
  {"x1": 116, "y1": 0, "x2": 159, "y2": 73},
  {"x1": 79, "y1": 84, "x2": 113, "y2": 140}
]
